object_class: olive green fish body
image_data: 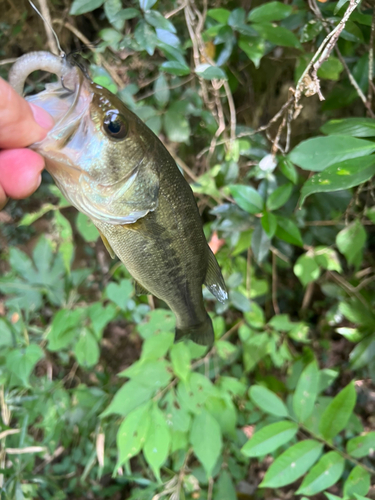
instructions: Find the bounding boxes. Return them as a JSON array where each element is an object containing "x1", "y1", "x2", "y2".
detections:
[
  {"x1": 95, "y1": 150, "x2": 219, "y2": 344},
  {"x1": 9, "y1": 52, "x2": 228, "y2": 345}
]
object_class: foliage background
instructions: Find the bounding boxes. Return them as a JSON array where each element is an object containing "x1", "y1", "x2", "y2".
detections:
[{"x1": 0, "y1": 0, "x2": 375, "y2": 499}]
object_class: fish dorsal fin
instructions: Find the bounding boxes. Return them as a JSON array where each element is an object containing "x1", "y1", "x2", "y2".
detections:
[
  {"x1": 134, "y1": 280, "x2": 150, "y2": 296},
  {"x1": 98, "y1": 229, "x2": 116, "y2": 259},
  {"x1": 204, "y1": 248, "x2": 228, "y2": 304}
]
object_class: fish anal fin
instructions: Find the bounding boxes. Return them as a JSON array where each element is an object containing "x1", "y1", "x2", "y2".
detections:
[
  {"x1": 204, "y1": 248, "x2": 228, "y2": 304},
  {"x1": 98, "y1": 230, "x2": 116, "y2": 259},
  {"x1": 134, "y1": 280, "x2": 150, "y2": 296}
]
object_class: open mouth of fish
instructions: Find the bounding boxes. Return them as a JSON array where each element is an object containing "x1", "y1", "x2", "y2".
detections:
[{"x1": 9, "y1": 51, "x2": 153, "y2": 224}]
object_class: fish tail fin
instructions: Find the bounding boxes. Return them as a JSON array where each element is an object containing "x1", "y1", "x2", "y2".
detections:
[{"x1": 175, "y1": 314, "x2": 214, "y2": 347}]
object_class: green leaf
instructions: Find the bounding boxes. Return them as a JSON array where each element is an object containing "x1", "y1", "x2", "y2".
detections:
[
  {"x1": 314, "y1": 247, "x2": 341, "y2": 272},
  {"x1": 101, "y1": 381, "x2": 154, "y2": 417},
  {"x1": 238, "y1": 36, "x2": 265, "y2": 68},
  {"x1": 139, "y1": 0, "x2": 157, "y2": 10},
  {"x1": 275, "y1": 216, "x2": 303, "y2": 247},
  {"x1": 144, "y1": 404, "x2": 171, "y2": 481},
  {"x1": 251, "y1": 222, "x2": 271, "y2": 263},
  {"x1": 261, "y1": 211, "x2": 277, "y2": 238},
  {"x1": 321, "y1": 118, "x2": 375, "y2": 137},
  {"x1": 47, "y1": 308, "x2": 84, "y2": 351},
  {"x1": 289, "y1": 136, "x2": 375, "y2": 172},
  {"x1": 335, "y1": 327, "x2": 362, "y2": 343},
  {"x1": 170, "y1": 343, "x2": 191, "y2": 382},
  {"x1": 325, "y1": 494, "x2": 343, "y2": 500},
  {"x1": 249, "y1": 385, "x2": 289, "y2": 417},
  {"x1": 299, "y1": 156, "x2": 375, "y2": 206},
  {"x1": 195, "y1": 64, "x2": 227, "y2": 80},
  {"x1": 115, "y1": 7, "x2": 140, "y2": 20},
  {"x1": 346, "y1": 432, "x2": 375, "y2": 458},
  {"x1": 244, "y1": 302, "x2": 265, "y2": 328},
  {"x1": 145, "y1": 11, "x2": 176, "y2": 33},
  {"x1": 260, "y1": 440, "x2": 323, "y2": 488},
  {"x1": 293, "y1": 361, "x2": 319, "y2": 423},
  {"x1": 104, "y1": 0, "x2": 125, "y2": 30},
  {"x1": 18, "y1": 203, "x2": 56, "y2": 227},
  {"x1": 106, "y1": 279, "x2": 133, "y2": 310},
  {"x1": 318, "y1": 57, "x2": 343, "y2": 81},
  {"x1": 248, "y1": 1, "x2": 293, "y2": 22},
  {"x1": 207, "y1": 8, "x2": 230, "y2": 24},
  {"x1": 294, "y1": 254, "x2": 321, "y2": 286},
  {"x1": 301, "y1": 19, "x2": 323, "y2": 43},
  {"x1": 76, "y1": 213, "x2": 99, "y2": 242},
  {"x1": 296, "y1": 451, "x2": 345, "y2": 495},
  {"x1": 336, "y1": 221, "x2": 366, "y2": 267},
  {"x1": 74, "y1": 328, "x2": 100, "y2": 368},
  {"x1": 121, "y1": 360, "x2": 172, "y2": 390},
  {"x1": 228, "y1": 184, "x2": 264, "y2": 214},
  {"x1": 279, "y1": 157, "x2": 298, "y2": 184},
  {"x1": 70, "y1": 0, "x2": 104, "y2": 15},
  {"x1": 343, "y1": 465, "x2": 371, "y2": 499},
  {"x1": 241, "y1": 421, "x2": 298, "y2": 457},
  {"x1": 134, "y1": 20, "x2": 157, "y2": 56},
  {"x1": 116, "y1": 402, "x2": 151, "y2": 467},
  {"x1": 266, "y1": 183, "x2": 293, "y2": 211},
  {"x1": 6, "y1": 344, "x2": 44, "y2": 386},
  {"x1": 252, "y1": 23, "x2": 302, "y2": 49},
  {"x1": 0, "y1": 319, "x2": 13, "y2": 347},
  {"x1": 153, "y1": 73, "x2": 170, "y2": 107},
  {"x1": 161, "y1": 61, "x2": 190, "y2": 76},
  {"x1": 163, "y1": 109, "x2": 190, "y2": 142},
  {"x1": 319, "y1": 382, "x2": 356, "y2": 440},
  {"x1": 215, "y1": 470, "x2": 237, "y2": 500},
  {"x1": 140, "y1": 331, "x2": 174, "y2": 361},
  {"x1": 190, "y1": 410, "x2": 222, "y2": 478}
]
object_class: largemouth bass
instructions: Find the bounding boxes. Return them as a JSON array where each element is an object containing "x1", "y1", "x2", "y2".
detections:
[{"x1": 9, "y1": 52, "x2": 228, "y2": 346}]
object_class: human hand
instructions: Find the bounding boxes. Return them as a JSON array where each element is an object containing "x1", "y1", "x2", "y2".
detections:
[{"x1": 0, "y1": 77, "x2": 54, "y2": 210}]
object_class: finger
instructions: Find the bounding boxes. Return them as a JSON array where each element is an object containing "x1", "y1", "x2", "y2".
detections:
[
  {"x1": 0, "y1": 184, "x2": 7, "y2": 210},
  {"x1": 0, "y1": 78, "x2": 54, "y2": 149},
  {"x1": 0, "y1": 148, "x2": 44, "y2": 199}
]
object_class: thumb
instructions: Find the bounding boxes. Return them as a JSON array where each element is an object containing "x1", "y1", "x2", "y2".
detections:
[{"x1": 0, "y1": 78, "x2": 54, "y2": 149}]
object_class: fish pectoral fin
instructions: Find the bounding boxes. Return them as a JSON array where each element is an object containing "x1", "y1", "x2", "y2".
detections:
[
  {"x1": 98, "y1": 230, "x2": 116, "y2": 259},
  {"x1": 204, "y1": 248, "x2": 228, "y2": 304},
  {"x1": 134, "y1": 280, "x2": 150, "y2": 296}
]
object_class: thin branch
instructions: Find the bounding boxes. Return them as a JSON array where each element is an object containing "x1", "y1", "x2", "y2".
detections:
[
  {"x1": 165, "y1": 0, "x2": 188, "y2": 19},
  {"x1": 53, "y1": 19, "x2": 124, "y2": 89},
  {"x1": 37, "y1": 0, "x2": 58, "y2": 55},
  {"x1": 368, "y1": 7, "x2": 375, "y2": 110},
  {"x1": 300, "y1": 424, "x2": 375, "y2": 476},
  {"x1": 296, "y1": 0, "x2": 362, "y2": 102}
]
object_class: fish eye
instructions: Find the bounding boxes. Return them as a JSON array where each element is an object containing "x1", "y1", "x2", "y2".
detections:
[{"x1": 103, "y1": 111, "x2": 128, "y2": 140}]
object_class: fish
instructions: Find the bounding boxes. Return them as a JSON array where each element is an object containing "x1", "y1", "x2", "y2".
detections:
[{"x1": 9, "y1": 51, "x2": 228, "y2": 346}]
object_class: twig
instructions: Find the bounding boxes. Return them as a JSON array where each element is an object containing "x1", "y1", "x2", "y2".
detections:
[
  {"x1": 207, "y1": 477, "x2": 213, "y2": 500},
  {"x1": 296, "y1": 0, "x2": 361, "y2": 102},
  {"x1": 301, "y1": 282, "x2": 314, "y2": 311},
  {"x1": 165, "y1": 0, "x2": 188, "y2": 19},
  {"x1": 368, "y1": 7, "x2": 375, "y2": 110},
  {"x1": 0, "y1": 58, "x2": 17, "y2": 65},
  {"x1": 299, "y1": 423, "x2": 375, "y2": 476},
  {"x1": 37, "y1": 0, "x2": 58, "y2": 55},
  {"x1": 53, "y1": 19, "x2": 124, "y2": 89}
]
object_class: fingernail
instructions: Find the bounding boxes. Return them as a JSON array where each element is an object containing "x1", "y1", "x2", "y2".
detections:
[{"x1": 30, "y1": 103, "x2": 55, "y2": 131}]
